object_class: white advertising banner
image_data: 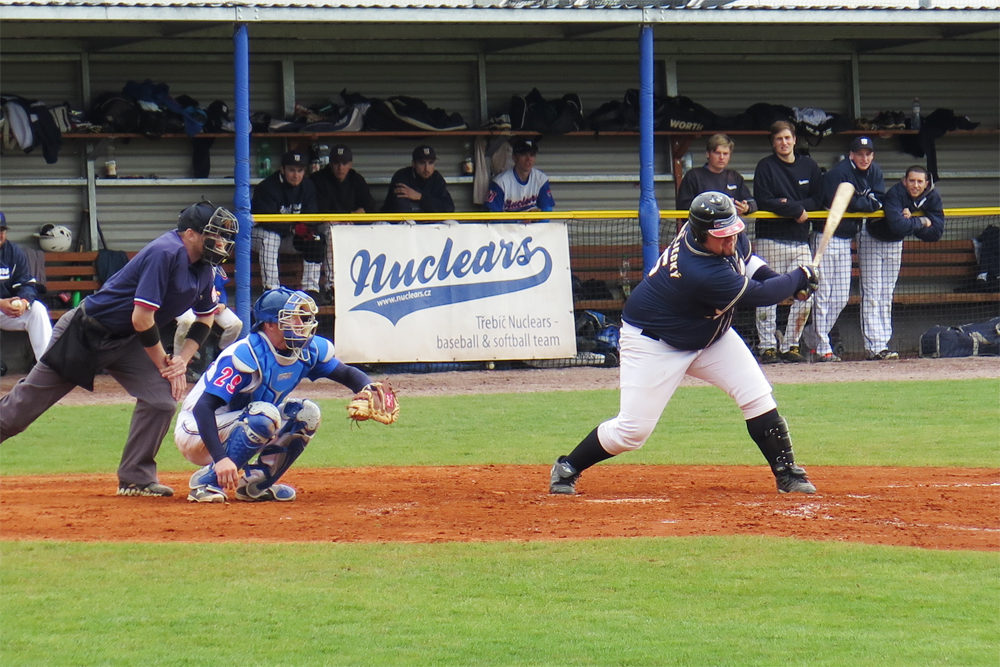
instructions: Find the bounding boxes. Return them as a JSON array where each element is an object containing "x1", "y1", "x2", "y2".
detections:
[{"x1": 331, "y1": 223, "x2": 577, "y2": 363}]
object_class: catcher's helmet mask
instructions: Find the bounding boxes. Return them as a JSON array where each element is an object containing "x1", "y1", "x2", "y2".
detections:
[
  {"x1": 177, "y1": 201, "x2": 239, "y2": 266},
  {"x1": 252, "y1": 287, "x2": 319, "y2": 361},
  {"x1": 688, "y1": 191, "x2": 745, "y2": 239}
]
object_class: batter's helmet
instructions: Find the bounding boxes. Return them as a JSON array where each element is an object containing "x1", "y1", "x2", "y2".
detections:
[
  {"x1": 34, "y1": 224, "x2": 74, "y2": 252},
  {"x1": 252, "y1": 288, "x2": 319, "y2": 360},
  {"x1": 177, "y1": 201, "x2": 238, "y2": 266},
  {"x1": 688, "y1": 191, "x2": 745, "y2": 240}
]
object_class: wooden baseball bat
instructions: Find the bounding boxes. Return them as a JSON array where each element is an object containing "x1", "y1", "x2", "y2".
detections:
[
  {"x1": 790, "y1": 182, "x2": 856, "y2": 343},
  {"x1": 812, "y1": 181, "x2": 856, "y2": 269}
]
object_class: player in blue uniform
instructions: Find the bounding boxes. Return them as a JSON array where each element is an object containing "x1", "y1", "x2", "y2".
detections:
[
  {"x1": 0, "y1": 202, "x2": 237, "y2": 497},
  {"x1": 550, "y1": 192, "x2": 819, "y2": 496},
  {"x1": 485, "y1": 137, "x2": 555, "y2": 214},
  {"x1": 176, "y1": 287, "x2": 378, "y2": 502}
]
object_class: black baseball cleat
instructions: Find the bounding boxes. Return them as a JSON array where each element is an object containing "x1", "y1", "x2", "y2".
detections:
[
  {"x1": 773, "y1": 463, "x2": 816, "y2": 494},
  {"x1": 549, "y1": 456, "x2": 581, "y2": 495}
]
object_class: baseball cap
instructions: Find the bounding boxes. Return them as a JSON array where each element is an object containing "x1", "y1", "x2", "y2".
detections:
[
  {"x1": 330, "y1": 144, "x2": 353, "y2": 163},
  {"x1": 510, "y1": 137, "x2": 539, "y2": 155},
  {"x1": 412, "y1": 145, "x2": 437, "y2": 162},
  {"x1": 281, "y1": 151, "x2": 308, "y2": 168},
  {"x1": 850, "y1": 136, "x2": 875, "y2": 153},
  {"x1": 0, "y1": 212, "x2": 6, "y2": 229}
]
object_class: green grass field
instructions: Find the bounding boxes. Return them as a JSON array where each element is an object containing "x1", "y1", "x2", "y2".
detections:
[{"x1": 1, "y1": 378, "x2": 998, "y2": 666}]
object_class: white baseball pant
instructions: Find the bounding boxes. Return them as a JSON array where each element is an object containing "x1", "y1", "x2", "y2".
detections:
[
  {"x1": 810, "y1": 233, "x2": 854, "y2": 357},
  {"x1": 0, "y1": 301, "x2": 53, "y2": 360},
  {"x1": 753, "y1": 238, "x2": 813, "y2": 353},
  {"x1": 597, "y1": 322, "x2": 777, "y2": 456},
  {"x1": 858, "y1": 226, "x2": 903, "y2": 355},
  {"x1": 251, "y1": 226, "x2": 282, "y2": 290},
  {"x1": 174, "y1": 408, "x2": 245, "y2": 466},
  {"x1": 173, "y1": 305, "x2": 244, "y2": 356}
]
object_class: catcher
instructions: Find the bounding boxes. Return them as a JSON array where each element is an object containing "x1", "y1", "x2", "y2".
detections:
[{"x1": 175, "y1": 287, "x2": 398, "y2": 503}]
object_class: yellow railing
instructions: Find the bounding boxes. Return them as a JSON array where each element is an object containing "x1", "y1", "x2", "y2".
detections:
[{"x1": 252, "y1": 206, "x2": 1000, "y2": 224}]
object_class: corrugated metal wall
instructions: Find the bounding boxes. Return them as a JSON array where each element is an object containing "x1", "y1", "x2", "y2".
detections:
[{"x1": 1, "y1": 48, "x2": 996, "y2": 250}]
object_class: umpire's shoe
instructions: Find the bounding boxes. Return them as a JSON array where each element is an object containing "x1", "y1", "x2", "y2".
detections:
[
  {"x1": 117, "y1": 482, "x2": 174, "y2": 497},
  {"x1": 549, "y1": 457, "x2": 581, "y2": 495}
]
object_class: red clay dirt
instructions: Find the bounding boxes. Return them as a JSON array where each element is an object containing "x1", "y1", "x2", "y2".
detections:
[
  {"x1": 2, "y1": 358, "x2": 998, "y2": 551},
  {"x1": 2, "y1": 466, "x2": 997, "y2": 551}
]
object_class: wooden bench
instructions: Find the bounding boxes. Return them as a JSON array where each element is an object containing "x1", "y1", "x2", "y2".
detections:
[
  {"x1": 569, "y1": 244, "x2": 644, "y2": 312},
  {"x1": 43, "y1": 251, "x2": 138, "y2": 321},
  {"x1": 568, "y1": 239, "x2": 997, "y2": 313},
  {"x1": 846, "y1": 239, "x2": 998, "y2": 306},
  {"x1": 41, "y1": 251, "x2": 334, "y2": 323}
]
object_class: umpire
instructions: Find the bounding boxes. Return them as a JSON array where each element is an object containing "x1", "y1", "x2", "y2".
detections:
[{"x1": 0, "y1": 202, "x2": 238, "y2": 497}]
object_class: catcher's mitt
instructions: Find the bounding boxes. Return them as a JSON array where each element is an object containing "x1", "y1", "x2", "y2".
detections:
[{"x1": 347, "y1": 382, "x2": 399, "y2": 425}]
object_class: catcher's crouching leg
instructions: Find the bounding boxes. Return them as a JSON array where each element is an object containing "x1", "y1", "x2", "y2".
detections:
[
  {"x1": 189, "y1": 402, "x2": 282, "y2": 503},
  {"x1": 236, "y1": 398, "x2": 320, "y2": 502}
]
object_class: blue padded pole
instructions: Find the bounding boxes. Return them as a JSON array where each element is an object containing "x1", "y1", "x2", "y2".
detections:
[
  {"x1": 638, "y1": 25, "x2": 661, "y2": 276},
  {"x1": 233, "y1": 23, "x2": 252, "y2": 335}
]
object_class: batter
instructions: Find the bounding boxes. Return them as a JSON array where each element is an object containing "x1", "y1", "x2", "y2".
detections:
[{"x1": 550, "y1": 192, "x2": 818, "y2": 496}]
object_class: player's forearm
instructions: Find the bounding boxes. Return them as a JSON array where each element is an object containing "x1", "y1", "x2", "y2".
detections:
[
  {"x1": 193, "y1": 398, "x2": 228, "y2": 462},
  {"x1": 740, "y1": 271, "x2": 805, "y2": 307},
  {"x1": 328, "y1": 363, "x2": 374, "y2": 394}
]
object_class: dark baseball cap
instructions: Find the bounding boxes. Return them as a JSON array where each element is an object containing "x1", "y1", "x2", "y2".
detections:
[
  {"x1": 281, "y1": 150, "x2": 308, "y2": 168},
  {"x1": 510, "y1": 137, "x2": 539, "y2": 155},
  {"x1": 412, "y1": 145, "x2": 437, "y2": 162},
  {"x1": 850, "y1": 136, "x2": 875, "y2": 153},
  {"x1": 0, "y1": 212, "x2": 6, "y2": 229},
  {"x1": 330, "y1": 144, "x2": 353, "y2": 163}
]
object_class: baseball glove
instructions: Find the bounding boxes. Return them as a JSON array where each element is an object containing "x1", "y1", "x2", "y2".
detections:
[{"x1": 347, "y1": 382, "x2": 399, "y2": 425}]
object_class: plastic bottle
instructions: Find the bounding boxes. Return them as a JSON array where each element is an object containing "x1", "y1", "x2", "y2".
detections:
[
  {"x1": 71, "y1": 277, "x2": 81, "y2": 307},
  {"x1": 620, "y1": 257, "x2": 631, "y2": 299},
  {"x1": 257, "y1": 141, "x2": 272, "y2": 177},
  {"x1": 911, "y1": 98, "x2": 922, "y2": 130}
]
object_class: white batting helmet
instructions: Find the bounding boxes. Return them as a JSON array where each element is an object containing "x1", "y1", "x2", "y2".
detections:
[{"x1": 34, "y1": 224, "x2": 73, "y2": 252}]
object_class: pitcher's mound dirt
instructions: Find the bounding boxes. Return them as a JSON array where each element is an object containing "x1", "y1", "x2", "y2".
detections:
[{"x1": 2, "y1": 465, "x2": 996, "y2": 551}]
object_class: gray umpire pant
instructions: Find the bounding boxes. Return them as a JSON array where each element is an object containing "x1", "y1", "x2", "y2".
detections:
[{"x1": 0, "y1": 308, "x2": 177, "y2": 487}]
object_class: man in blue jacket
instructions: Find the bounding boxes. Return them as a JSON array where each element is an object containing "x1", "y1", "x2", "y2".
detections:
[
  {"x1": 0, "y1": 212, "x2": 52, "y2": 364},
  {"x1": 812, "y1": 136, "x2": 884, "y2": 361},
  {"x1": 862, "y1": 166, "x2": 944, "y2": 359}
]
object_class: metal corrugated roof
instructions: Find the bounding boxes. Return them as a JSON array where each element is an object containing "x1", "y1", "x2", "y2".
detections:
[{"x1": 0, "y1": 0, "x2": 997, "y2": 8}]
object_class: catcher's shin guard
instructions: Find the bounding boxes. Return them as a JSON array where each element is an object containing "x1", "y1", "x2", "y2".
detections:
[
  {"x1": 751, "y1": 413, "x2": 816, "y2": 494},
  {"x1": 236, "y1": 399, "x2": 319, "y2": 501}
]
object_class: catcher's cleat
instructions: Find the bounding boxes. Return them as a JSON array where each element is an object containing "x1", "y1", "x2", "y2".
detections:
[
  {"x1": 117, "y1": 482, "x2": 174, "y2": 497},
  {"x1": 187, "y1": 485, "x2": 227, "y2": 503},
  {"x1": 773, "y1": 464, "x2": 816, "y2": 494},
  {"x1": 235, "y1": 483, "x2": 296, "y2": 502},
  {"x1": 549, "y1": 456, "x2": 581, "y2": 495}
]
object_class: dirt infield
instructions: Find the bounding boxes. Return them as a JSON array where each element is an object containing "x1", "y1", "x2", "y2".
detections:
[
  {"x1": 2, "y1": 358, "x2": 997, "y2": 551},
  {"x1": 2, "y1": 466, "x2": 997, "y2": 551}
]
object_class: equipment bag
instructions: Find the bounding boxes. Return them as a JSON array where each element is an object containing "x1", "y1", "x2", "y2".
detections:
[{"x1": 919, "y1": 317, "x2": 1000, "y2": 358}]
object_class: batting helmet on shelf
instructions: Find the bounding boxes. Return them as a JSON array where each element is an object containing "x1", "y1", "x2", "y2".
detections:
[
  {"x1": 34, "y1": 224, "x2": 74, "y2": 252},
  {"x1": 687, "y1": 191, "x2": 745, "y2": 241}
]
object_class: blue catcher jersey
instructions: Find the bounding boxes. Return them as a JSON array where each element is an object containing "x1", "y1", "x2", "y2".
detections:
[
  {"x1": 181, "y1": 332, "x2": 340, "y2": 414},
  {"x1": 622, "y1": 226, "x2": 752, "y2": 351}
]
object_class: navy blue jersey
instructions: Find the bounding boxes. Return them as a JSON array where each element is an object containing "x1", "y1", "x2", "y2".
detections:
[
  {"x1": 753, "y1": 153, "x2": 824, "y2": 243},
  {"x1": 623, "y1": 227, "x2": 806, "y2": 350},
  {"x1": 676, "y1": 166, "x2": 757, "y2": 214},
  {"x1": 870, "y1": 182, "x2": 945, "y2": 243},
  {"x1": 381, "y1": 167, "x2": 455, "y2": 214},
  {"x1": 84, "y1": 231, "x2": 215, "y2": 335},
  {"x1": 817, "y1": 158, "x2": 885, "y2": 238},
  {"x1": 0, "y1": 239, "x2": 40, "y2": 303}
]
